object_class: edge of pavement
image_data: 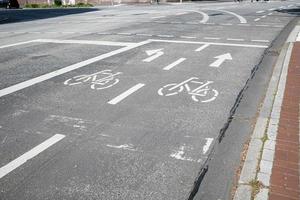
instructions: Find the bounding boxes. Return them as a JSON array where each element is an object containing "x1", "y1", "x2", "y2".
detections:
[{"x1": 233, "y1": 18, "x2": 300, "y2": 200}]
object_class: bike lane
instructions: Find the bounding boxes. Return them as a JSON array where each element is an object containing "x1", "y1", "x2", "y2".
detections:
[{"x1": 0, "y1": 39, "x2": 268, "y2": 199}]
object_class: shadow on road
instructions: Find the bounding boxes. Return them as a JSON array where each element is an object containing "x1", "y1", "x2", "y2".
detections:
[
  {"x1": 277, "y1": 6, "x2": 300, "y2": 16},
  {"x1": 0, "y1": 8, "x2": 99, "y2": 24}
]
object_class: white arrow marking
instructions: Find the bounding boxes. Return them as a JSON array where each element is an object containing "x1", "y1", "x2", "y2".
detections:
[
  {"x1": 209, "y1": 53, "x2": 232, "y2": 68},
  {"x1": 143, "y1": 48, "x2": 164, "y2": 62}
]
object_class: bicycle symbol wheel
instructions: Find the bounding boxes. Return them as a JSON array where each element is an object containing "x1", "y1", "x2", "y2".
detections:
[
  {"x1": 64, "y1": 75, "x2": 90, "y2": 86},
  {"x1": 158, "y1": 84, "x2": 184, "y2": 96},
  {"x1": 191, "y1": 89, "x2": 219, "y2": 103},
  {"x1": 91, "y1": 78, "x2": 120, "y2": 90}
]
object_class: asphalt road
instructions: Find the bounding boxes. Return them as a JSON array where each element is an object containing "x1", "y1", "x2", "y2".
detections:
[{"x1": 0, "y1": 1, "x2": 299, "y2": 199}]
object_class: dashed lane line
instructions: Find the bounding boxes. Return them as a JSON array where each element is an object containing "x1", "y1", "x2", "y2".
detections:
[
  {"x1": 195, "y1": 44, "x2": 210, "y2": 52},
  {"x1": 163, "y1": 58, "x2": 186, "y2": 71},
  {"x1": 256, "y1": 10, "x2": 265, "y2": 14},
  {"x1": 151, "y1": 16, "x2": 166, "y2": 19},
  {"x1": 254, "y1": 18, "x2": 261, "y2": 22},
  {"x1": 0, "y1": 40, "x2": 151, "y2": 98},
  {"x1": 204, "y1": 37, "x2": 220, "y2": 40},
  {"x1": 251, "y1": 39, "x2": 270, "y2": 43},
  {"x1": 180, "y1": 36, "x2": 197, "y2": 39},
  {"x1": 108, "y1": 83, "x2": 145, "y2": 105},
  {"x1": 157, "y1": 34, "x2": 174, "y2": 38},
  {"x1": 227, "y1": 38, "x2": 245, "y2": 41},
  {"x1": 0, "y1": 134, "x2": 65, "y2": 179}
]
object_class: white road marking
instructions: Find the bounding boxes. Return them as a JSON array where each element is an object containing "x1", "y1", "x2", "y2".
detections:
[
  {"x1": 209, "y1": 53, "x2": 232, "y2": 67},
  {"x1": 36, "y1": 39, "x2": 135, "y2": 47},
  {"x1": 0, "y1": 40, "x2": 38, "y2": 49},
  {"x1": 227, "y1": 38, "x2": 244, "y2": 41},
  {"x1": 170, "y1": 145, "x2": 200, "y2": 163},
  {"x1": 136, "y1": 33, "x2": 153, "y2": 37},
  {"x1": 220, "y1": 23, "x2": 233, "y2": 26},
  {"x1": 287, "y1": 4, "x2": 293, "y2": 7},
  {"x1": 0, "y1": 40, "x2": 150, "y2": 98},
  {"x1": 256, "y1": 10, "x2": 265, "y2": 14},
  {"x1": 117, "y1": 32, "x2": 132, "y2": 35},
  {"x1": 108, "y1": 83, "x2": 145, "y2": 105},
  {"x1": 254, "y1": 18, "x2": 261, "y2": 22},
  {"x1": 268, "y1": 8, "x2": 276, "y2": 11},
  {"x1": 184, "y1": 10, "x2": 209, "y2": 23},
  {"x1": 149, "y1": 39, "x2": 268, "y2": 48},
  {"x1": 237, "y1": 24, "x2": 250, "y2": 26},
  {"x1": 0, "y1": 134, "x2": 65, "y2": 179},
  {"x1": 256, "y1": 24, "x2": 269, "y2": 27},
  {"x1": 175, "y1": 12, "x2": 187, "y2": 16},
  {"x1": 151, "y1": 16, "x2": 166, "y2": 19},
  {"x1": 204, "y1": 37, "x2": 220, "y2": 40},
  {"x1": 203, "y1": 138, "x2": 214, "y2": 154},
  {"x1": 204, "y1": 22, "x2": 215, "y2": 25},
  {"x1": 195, "y1": 43, "x2": 210, "y2": 52},
  {"x1": 251, "y1": 39, "x2": 269, "y2": 43},
  {"x1": 214, "y1": 9, "x2": 247, "y2": 24},
  {"x1": 261, "y1": 15, "x2": 267, "y2": 18},
  {"x1": 267, "y1": 13, "x2": 273, "y2": 16},
  {"x1": 157, "y1": 34, "x2": 174, "y2": 38},
  {"x1": 106, "y1": 144, "x2": 136, "y2": 151},
  {"x1": 143, "y1": 49, "x2": 164, "y2": 62},
  {"x1": 163, "y1": 58, "x2": 186, "y2": 70},
  {"x1": 180, "y1": 36, "x2": 197, "y2": 39}
]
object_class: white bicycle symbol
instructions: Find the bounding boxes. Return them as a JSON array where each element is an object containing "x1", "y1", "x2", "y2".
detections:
[
  {"x1": 158, "y1": 77, "x2": 219, "y2": 103},
  {"x1": 64, "y1": 69, "x2": 122, "y2": 90}
]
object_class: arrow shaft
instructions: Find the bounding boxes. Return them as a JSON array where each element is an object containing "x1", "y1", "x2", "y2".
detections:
[
  {"x1": 210, "y1": 58, "x2": 225, "y2": 67},
  {"x1": 143, "y1": 52, "x2": 164, "y2": 62}
]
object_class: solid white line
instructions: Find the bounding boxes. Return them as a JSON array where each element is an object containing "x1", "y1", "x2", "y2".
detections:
[
  {"x1": 0, "y1": 40, "x2": 39, "y2": 49},
  {"x1": 256, "y1": 10, "x2": 265, "y2": 14},
  {"x1": 254, "y1": 18, "x2": 261, "y2": 22},
  {"x1": 227, "y1": 38, "x2": 245, "y2": 41},
  {"x1": 37, "y1": 39, "x2": 135, "y2": 47},
  {"x1": 108, "y1": 83, "x2": 145, "y2": 105},
  {"x1": 149, "y1": 39, "x2": 268, "y2": 48},
  {"x1": 117, "y1": 32, "x2": 132, "y2": 36},
  {"x1": 195, "y1": 43, "x2": 210, "y2": 52},
  {"x1": 185, "y1": 10, "x2": 209, "y2": 23},
  {"x1": 0, "y1": 134, "x2": 65, "y2": 179},
  {"x1": 256, "y1": 24, "x2": 269, "y2": 27},
  {"x1": 163, "y1": 58, "x2": 186, "y2": 70},
  {"x1": 251, "y1": 39, "x2": 269, "y2": 43},
  {"x1": 0, "y1": 40, "x2": 150, "y2": 98},
  {"x1": 136, "y1": 33, "x2": 153, "y2": 37}
]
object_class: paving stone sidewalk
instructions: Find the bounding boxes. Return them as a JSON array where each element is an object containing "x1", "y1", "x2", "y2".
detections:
[{"x1": 268, "y1": 32, "x2": 300, "y2": 200}]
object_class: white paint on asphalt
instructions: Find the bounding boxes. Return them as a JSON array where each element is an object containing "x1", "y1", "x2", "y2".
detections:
[
  {"x1": 215, "y1": 9, "x2": 247, "y2": 24},
  {"x1": 157, "y1": 34, "x2": 174, "y2": 38},
  {"x1": 0, "y1": 134, "x2": 65, "y2": 179},
  {"x1": 209, "y1": 53, "x2": 232, "y2": 68},
  {"x1": 203, "y1": 138, "x2": 214, "y2": 154},
  {"x1": 256, "y1": 10, "x2": 265, "y2": 14},
  {"x1": 170, "y1": 145, "x2": 200, "y2": 163},
  {"x1": 136, "y1": 33, "x2": 153, "y2": 37},
  {"x1": 163, "y1": 58, "x2": 186, "y2": 70},
  {"x1": 267, "y1": 13, "x2": 273, "y2": 16},
  {"x1": 261, "y1": 15, "x2": 267, "y2": 18},
  {"x1": 227, "y1": 38, "x2": 244, "y2": 41},
  {"x1": 180, "y1": 36, "x2": 197, "y2": 39},
  {"x1": 254, "y1": 18, "x2": 261, "y2": 22},
  {"x1": 251, "y1": 39, "x2": 270, "y2": 43},
  {"x1": 149, "y1": 39, "x2": 268, "y2": 48},
  {"x1": 106, "y1": 144, "x2": 136, "y2": 151},
  {"x1": 36, "y1": 39, "x2": 135, "y2": 47},
  {"x1": 195, "y1": 43, "x2": 210, "y2": 52},
  {"x1": 204, "y1": 37, "x2": 220, "y2": 40},
  {"x1": 143, "y1": 48, "x2": 164, "y2": 62},
  {"x1": 184, "y1": 10, "x2": 209, "y2": 23},
  {"x1": 0, "y1": 40, "x2": 38, "y2": 49},
  {"x1": 151, "y1": 16, "x2": 166, "y2": 19},
  {"x1": 175, "y1": 12, "x2": 187, "y2": 16},
  {"x1": 107, "y1": 83, "x2": 145, "y2": 105},
  {"x1": 0, "y1": 40, "x2": 150, "y2": 98}
]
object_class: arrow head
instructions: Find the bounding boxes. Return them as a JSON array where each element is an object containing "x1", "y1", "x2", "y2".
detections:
[
  {"x1": 214, "y1": 53, "x2": 232, "y2": 60},
  {"x1": 145, "y1": 48, "x2": 164, "y2": 56}
]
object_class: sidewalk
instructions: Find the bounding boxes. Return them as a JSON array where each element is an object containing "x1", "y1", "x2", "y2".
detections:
[
  {"x1": 234, "y1": 22, "x2": 300, "y2": 200},
  {"x1": 268, "y1": 28, "x2": 300, "y2": 200}
]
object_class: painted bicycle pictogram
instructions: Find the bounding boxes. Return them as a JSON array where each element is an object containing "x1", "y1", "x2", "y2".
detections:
[
  {"x1": 64, "y1": 69, "x2": 122, "y2": 90},
  {"x1": 158, "y1": 77, "x2": 219, "y2": 103}
]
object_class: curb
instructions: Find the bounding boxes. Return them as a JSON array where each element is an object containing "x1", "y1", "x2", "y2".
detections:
[{"x1": 233, "y1": 25, "x2": 299, "y2": 200}]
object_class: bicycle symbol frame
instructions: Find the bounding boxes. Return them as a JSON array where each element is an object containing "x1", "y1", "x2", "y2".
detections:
[
  {"x1": 64, "y1": 69, "x2": 122, "y2": 90},
  {"x1": 158, "y1": 77, "x2": 219, "y2": 103}
]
